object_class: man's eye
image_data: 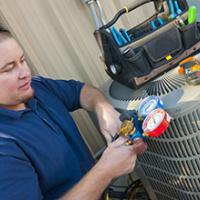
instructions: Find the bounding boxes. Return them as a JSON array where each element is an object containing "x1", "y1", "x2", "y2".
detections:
[
  {"x1": 4, "y1": 66, "x2": 14, "y2": 73},
  {"x1": 20, "y1": 58, "x2": 25, "y2": 63}
]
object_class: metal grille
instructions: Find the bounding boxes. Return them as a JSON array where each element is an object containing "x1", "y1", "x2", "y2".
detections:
[
  {"x1": 138, "y1": 105, "x2": 200, "y2": 200},
  {"x1": 109, "y1": 71, "x2": 186, "y2": 101}
]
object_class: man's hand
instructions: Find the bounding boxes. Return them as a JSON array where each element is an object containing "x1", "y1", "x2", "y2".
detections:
[
  {"x1": 95, "y1": 102, "x2": 122, "y2": 144},
  {"x1": 97, "y1": 137, "x2": 147, "y2": 179}
]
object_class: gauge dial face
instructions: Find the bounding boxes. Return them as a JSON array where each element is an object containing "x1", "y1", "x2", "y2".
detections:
[
  {"x1": 146, "y1": 112, "x2": 164, "y2": 131},
  {"x1": 143, "y1": 109, "x2": 165, "y2": 132},
  {"x1": 139, "y1": 96, "x2": 162, "y2": 117},
  {"x1": 142, "y1": 99, "x2": 157, "y2": 114}
]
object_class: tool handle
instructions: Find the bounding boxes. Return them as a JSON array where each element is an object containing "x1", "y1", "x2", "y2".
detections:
[
  {"x1": 188, "y1": 6, "x2": 197, "y2": 25},
  {"x1": 100, "y1": 0, "x2": 153, "y2": 30},
  {"x1": 111, "y1": 26, "x2": 127, "y2": 46},
  {"x1": 150, "y1": 20, "x2": 157, "y2": 30},
  {"x1": 169, "y1": 0, "x2": 177, "y2": 19},
  {"x1": 174, "y1": 0, "x2": 182, "y2": 15}
]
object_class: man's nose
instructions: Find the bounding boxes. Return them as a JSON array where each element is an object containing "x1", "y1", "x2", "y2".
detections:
[{"x1": 17, "y1": 63, "x2": 30, "y2": 79}]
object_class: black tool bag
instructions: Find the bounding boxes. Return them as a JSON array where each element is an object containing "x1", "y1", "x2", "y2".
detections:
[{"x1": 96, "y1": 0, "x2": 200, "y2": 89}]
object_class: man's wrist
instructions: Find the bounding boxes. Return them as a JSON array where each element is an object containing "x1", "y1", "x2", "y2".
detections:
[{"x1": 93, "y1": 159, "x2": 114, "y2": 183}]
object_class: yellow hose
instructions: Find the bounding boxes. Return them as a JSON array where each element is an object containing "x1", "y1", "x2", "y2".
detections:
[{"x1": 106, "y1": 192, "x2": 109, "y2": 200}]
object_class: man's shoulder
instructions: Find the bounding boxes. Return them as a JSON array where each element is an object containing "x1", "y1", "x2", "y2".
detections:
[
  {"x1": 31, "y1": 76, "x2": 54, "y2": 92},
  {"x1": 30, "y1": 76, "x2": 58, "y2": 102},
  {"x1": 31, "y1": 76, "x2": 48, "y2": 85},
  {"x1": 31, "y1": 76, "x2": 84, "y2": 92}
]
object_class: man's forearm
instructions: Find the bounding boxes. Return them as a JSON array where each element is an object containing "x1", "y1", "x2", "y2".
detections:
[
  {"x1": 59, "y1": 162, "x2": 112, "y2": 200},
  {"x1": 80, "y1": 84, "x2": 110, "y2": 112},
  {"x1": 80, "y1": 83, "x2": 121, "y2": 143}
]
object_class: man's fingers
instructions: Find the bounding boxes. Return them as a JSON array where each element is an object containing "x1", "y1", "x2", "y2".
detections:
[
  {"x1": 109, "y1": 134, "x2": 148, "y2": 154},
  {"x1": 132, "y1": 141, "x2": 148, "y2": 155},
  {"x1": 112, "y1": 136, "x2": 128, "y2": 147},
  {"x1": 103, "y1": 132, "x2": 113, "y2": 145}
]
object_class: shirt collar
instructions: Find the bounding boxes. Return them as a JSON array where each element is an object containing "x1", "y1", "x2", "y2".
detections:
[
  {"x1": 27, "y1": 98, "x2": 38, "y2": 111},
  {"x1": 0, "y1": 98, "x2": 38, "y2": 120}
]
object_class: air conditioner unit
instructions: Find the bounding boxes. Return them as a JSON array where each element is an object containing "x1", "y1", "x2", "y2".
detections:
[{"x1": 101, "y1": 67, "x2": 200, "y2": 200}]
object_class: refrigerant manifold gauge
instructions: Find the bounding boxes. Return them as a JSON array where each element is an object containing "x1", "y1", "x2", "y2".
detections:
[{"x1": 142, "y1": 108, "x2": 171, "y2": 137}]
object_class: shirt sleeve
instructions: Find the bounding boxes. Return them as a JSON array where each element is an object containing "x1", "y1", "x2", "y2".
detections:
[
  {"x1": 33, "y1": 76, "x2": 84, "y2": 112},
  {"x1": 0, "y1": 139, "x2": 43, "y2": 200}
]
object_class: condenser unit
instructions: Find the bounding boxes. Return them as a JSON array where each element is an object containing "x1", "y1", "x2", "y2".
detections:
[{"x1": 101, "y1": 67, "x2": 200, "y2": 200}]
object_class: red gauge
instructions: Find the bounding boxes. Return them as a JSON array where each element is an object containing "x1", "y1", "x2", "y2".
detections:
[{"x1": 142, "y1": 108, "x2": 171, "y2": 137}]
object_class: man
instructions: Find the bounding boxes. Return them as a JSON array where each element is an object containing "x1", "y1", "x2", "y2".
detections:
[{"x1": 0, "y1": 29, "x2": 147, "y2": 200}]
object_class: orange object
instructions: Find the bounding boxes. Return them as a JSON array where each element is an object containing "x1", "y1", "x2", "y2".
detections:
[
  {"x1": 179, "y1": 56, "x2": 195, "y2": 65},
  {"x1": 178, "y1": 66, "x2": 185, "y2": 74},
  {"x1": 178, "y1": 56, "x2": 200, "y2": 75}
]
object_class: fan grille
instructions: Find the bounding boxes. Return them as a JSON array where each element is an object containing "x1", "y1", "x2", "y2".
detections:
[
  {"x1": 138, "y1": 105, "x2": 200, "y2": 200},
  {"x1": 109, "y1": 70, "x2": 186, "y2": 101}
]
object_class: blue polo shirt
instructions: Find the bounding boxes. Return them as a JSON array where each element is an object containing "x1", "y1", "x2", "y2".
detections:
[{"x1": 0, "y1": 76, "x2": 95, "y2": 200}]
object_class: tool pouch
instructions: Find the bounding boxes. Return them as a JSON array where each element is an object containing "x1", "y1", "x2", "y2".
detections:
[
  {"x1": 180, "y1": 22, "x2": 200, "y2": 49},
  {"x1": 97, "y1": 0, "x2": 200, "y2": 89},
  {"x1": 101, "y1": 29, "x2": 152, "y2": 78},
  {"x1": 143, "y1": 26, "x2": 184, "y2": 69}
]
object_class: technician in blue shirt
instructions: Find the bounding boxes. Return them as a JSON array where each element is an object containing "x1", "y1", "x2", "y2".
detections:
[{"x1": 0, "y1": 29, "x2": 147, "y2": 200}]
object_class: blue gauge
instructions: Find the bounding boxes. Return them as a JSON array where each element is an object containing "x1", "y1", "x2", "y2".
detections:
[{"x1": 138, "y1": 96, "x2": 164, "y2": 119}]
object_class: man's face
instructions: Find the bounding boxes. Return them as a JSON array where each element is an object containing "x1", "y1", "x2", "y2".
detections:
[{"x1": 0, "y1": 38, "x2": 34, "y2": 107}]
